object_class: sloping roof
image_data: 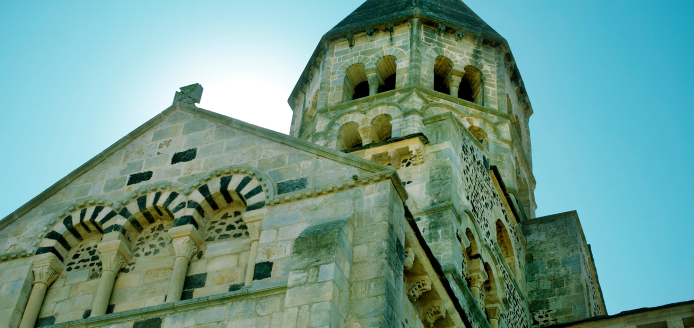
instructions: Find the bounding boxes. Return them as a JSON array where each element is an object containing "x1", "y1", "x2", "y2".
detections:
[
  {"x1": 325, "y1": 0, "x2": 505, "y2": 42},
  {"x1": 0, "y1": 103, "x2": 407, "y2": 232}
]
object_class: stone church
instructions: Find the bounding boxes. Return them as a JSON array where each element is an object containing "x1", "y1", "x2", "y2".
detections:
[{"x1": 0, "y1": 1, "x2": 692, "y2": 328}]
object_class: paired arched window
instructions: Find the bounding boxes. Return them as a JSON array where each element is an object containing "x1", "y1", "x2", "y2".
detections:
[
  {"x1": 371, "y1": 114, "x2": 392, "y2": 142},
  {"x1": 337, "y1": 122, "x2": 363, "y2": 150},
  {"x1": 495, "y1": 219, "x2": 517, "y2": 273},
  {"x1": 459, "y1": 65, "x2": 483, "y2": 104},
  {"x1": 344, "y1": 63, "x2": 369, "y2": 101},
  {"x1": 434, "y1": 56, "x2": 453, "y2": 94},
  {"x1": 468, "y1": 126, "x2": 487, "y2": 146},
  {"x1": 376, "y1": 55, "x2": 397, "y2": 93}
]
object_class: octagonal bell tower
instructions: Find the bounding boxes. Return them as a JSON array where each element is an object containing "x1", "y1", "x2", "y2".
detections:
[{"x1": 288, "y1": 0, "x2": 536, "y2": 220}]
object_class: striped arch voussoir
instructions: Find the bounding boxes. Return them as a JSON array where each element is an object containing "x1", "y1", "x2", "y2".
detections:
[
  {"x1": 173, "y1": 166, "x2": 274, "y2": 228},
  {"x1": 35, "y1": 197, "x2": 128, "y2": 262},
  {"x1": 120, "y1": 182, "x2": 187, "y2": 236}
]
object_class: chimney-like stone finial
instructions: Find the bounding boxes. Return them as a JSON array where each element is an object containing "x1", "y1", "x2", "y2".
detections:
[{"x1": 173, "y1": 83, "x2": 203, "y2": 106}]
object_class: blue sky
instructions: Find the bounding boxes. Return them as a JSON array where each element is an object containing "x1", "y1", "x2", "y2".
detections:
[{"x1": 0, "y1": 0, "x2": 692, "y2": 315}]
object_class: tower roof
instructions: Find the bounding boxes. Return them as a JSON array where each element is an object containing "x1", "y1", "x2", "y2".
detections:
[{"x1": 325, "y1": 0, "x2": 505, "y2": 43}]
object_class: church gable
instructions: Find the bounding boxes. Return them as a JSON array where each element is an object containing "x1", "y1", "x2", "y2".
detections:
[{"x1": 0, "y1": 103, "x2": 393, "y2": 256}]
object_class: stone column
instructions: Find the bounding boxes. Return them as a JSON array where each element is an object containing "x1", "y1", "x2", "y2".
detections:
[
  {"x1": 485, "y1": 303, "x2": 503, "y2": 328},
  {"x1": 166, "y1": 225, "x2": 202, "y2": 303},
  {"x1": 449, "y1": 74, "x2": 463, "y2": 98},
  {"x1": 358, "y1": 126, "x2": 377, "y2": 145},
  {"x1": 91, "y1": 233, "x2": 132, "y2": 317},
  {"x1": 367, "y1": 72, "x2": 381, "y2": 96},
  {"x1": 19, "y1": 254, "x2": 64, "y2": 328},
  {"x1": 467, "y1": 270, "x2": 488, "y2": 309},
  {"x1": 243, "y1": 221, "x2": 262, "y2": 288}
]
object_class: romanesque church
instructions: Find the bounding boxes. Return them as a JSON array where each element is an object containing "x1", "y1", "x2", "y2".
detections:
[{"x1": 0, "y1": 1, "x2": 692, "y2": 328}]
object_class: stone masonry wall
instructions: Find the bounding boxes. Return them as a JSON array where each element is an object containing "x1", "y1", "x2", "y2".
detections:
[{"x1": 522, "y1": 211, "x2": 601, "y2": 326}]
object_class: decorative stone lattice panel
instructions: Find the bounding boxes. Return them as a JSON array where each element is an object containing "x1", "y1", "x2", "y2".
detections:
[
  {"x1": 459, "y1": 134, "x2": 530, "y2": 328},
  {"x1": 203, "y1": 209, "x2": 248, "y2": 243},
  {"x1": 64, "y1": 238, "x2": 102, "y2": 280},
  {"x1": 582, "y1": 256, "x2": 602, "y2": 316},
  {"x1": 122, "y1": 221, "x2": 173, "y2": 273}
]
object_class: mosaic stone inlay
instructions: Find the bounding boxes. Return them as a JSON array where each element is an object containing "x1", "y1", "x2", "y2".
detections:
[
  {"x1": 204, "y1": 210, "x2": 248, "y2": 242},
  {"x1": 65, "y1": 238, "x2": 102, "y2": 280}
]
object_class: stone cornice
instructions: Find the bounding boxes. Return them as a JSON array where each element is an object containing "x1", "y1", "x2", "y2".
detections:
[
  {"x1": 0, "y1": 249, "x2": 32, "y2": 263},
  {"x1": 267, "y1": 169, "x2": 408, "y2": 206}
]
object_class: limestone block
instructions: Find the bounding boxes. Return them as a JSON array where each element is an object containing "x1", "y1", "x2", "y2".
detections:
[
  {"x1": 255, "y1": 295, "x2": 282, "y2": 316},
  {"x1": 284, "y1": 281, "x2": 338, "y2": 307},
  {"x1": 206, "y1": 266, "x2": 245, "y2": 286},
  {"x1": 144, "y1": 267, "x2": 173, "y2": 284},
  {"x1": 206, "y1": 254, "x2": 239, "y2": 272},
  {"x1": 113, "y1": 272, "x2": 141, "y2": 290},
  {"x1": 226, "y1": 299, "x2": 256, "y2": 320},
  {"x1": 195, "y1": 305, "x2": 227, "y2": 325},
  {"x1": 163, "y1": 310, "x2": 196, "y2": 328},
  {"x1": 227, "y1": 316, "x2": 272, "y2": 328},
  {"x1": 65, "y1": 268, "x2": 90, "y2": 285},
  {"x1": 112, "y1": 299, "x2": 146, "y2": 313}
]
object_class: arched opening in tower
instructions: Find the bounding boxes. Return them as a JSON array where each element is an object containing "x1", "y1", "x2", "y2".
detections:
[
  {"x1": 434, "y1": 55, "x2": 453, "y2": 94},
  {"x1": 337, "y1": 122, "x2": 363, "y2": 150},
  {"x1": 460, "y1": 65, "x2": 483, "y2": 104},
  {"x1": 352, "y1": 81, "x2": 370, "y2": 100},
  {"x1": 377, "y1": 55, "x2": 397, "y2": 93},
  {"x1": 344, "y1": 63, "x2": 368, "y2": 101},
  {"x1": 371, "y1": 114, "x2": 392, "y2": 142}
]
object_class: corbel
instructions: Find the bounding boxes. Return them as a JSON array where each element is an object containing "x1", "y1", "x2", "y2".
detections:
[
  {"x1": 437, "y1": 24, "x2": 446, "y2": 36},
  {"x1": 455, "y1": 30, "x2": 465, "y2": 42},
  {"x1": 346, "y1": 33, "x2": 355, "y2": 47},
  {"x1": 475, "y1": 36, "x2": 484, "y2": 47},
  {"x1": 366, "y1": 28, "x2": 375, "y2": 41},
  {"x1": 407, "y1": 276, "x2": 433, "y2": 301},
  {"x1": 386, "y1": 23, "x2": 395, "y2": 42}
]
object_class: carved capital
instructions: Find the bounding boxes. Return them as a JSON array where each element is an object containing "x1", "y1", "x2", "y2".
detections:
[
  {"x1": 31, "y1": 253, "x2": 65, "y2": 286},
  {"x1": 422, "y1": 302, "x2": 446, "y2": 327},
  {"x1": 468, "y1": 270, "x2": 488, "y2": 289},
  {"x1": 169, "y1": 225, "x2": 203, "y2": 260},
  {"x1": 172, "y1": 236, "x2": 198, "y2": 260},
  {"x1": 485, "y1": 303, "x2": 504, "y2": 321},
  {"x1": 97, "y1": 239, "x2": 132, "y2": 274},
  {"x1": 404, "y1": 248, "x2": 415, "y2": 270},
  {"x1": 448, "y1": 74, "x2": 462, "y2": 88},
  {"x1": 407, "y1": 276, "x2": 432, "y2": 301}
]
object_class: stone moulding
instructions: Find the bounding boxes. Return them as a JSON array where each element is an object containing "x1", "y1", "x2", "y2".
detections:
[
  {"x1": 45, "y1": 277, "x2": 287, "y2": 328},
  {"x1": 0, "y1": 249, "x2": 32, "y2": 262},
  {"x1": 266, "y1": 170, "x2": 406, "y2": 206}
]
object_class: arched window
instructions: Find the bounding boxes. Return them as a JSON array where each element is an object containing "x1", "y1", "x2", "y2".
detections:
[
  {"x1": 483, "y1": 262, "x2": 502, "y2": 305},
  {"x1": 464, "y1": 228, "x2": 480, "y2": 259},
  {"x1": 371, "y1": 114, "x2": 392, "y2": 142},
  {"x1": 300, "y1": 91, "x2": 318, "y2": 136},
  {"x1": 337, "y1": 122, "x2": 363, "y2": 150},
  {"x1": 345, "y1": 63, "x2": 368, "y2": 101},
  {"x1": 434, "y1": 56, "x2": 453, "y2": 94},
  {"x1": 460, "y1": 65, "x2": 483, "y2": 104},
  {"x1": 495, "y1": 219, "x2": 517, "y2": 273},
  {"x1": 376, "y1": 55, "x2": 397, "y2": 93},
  {"x1": 468, "y1": 126, "x2": 487, "y2": 146}
]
